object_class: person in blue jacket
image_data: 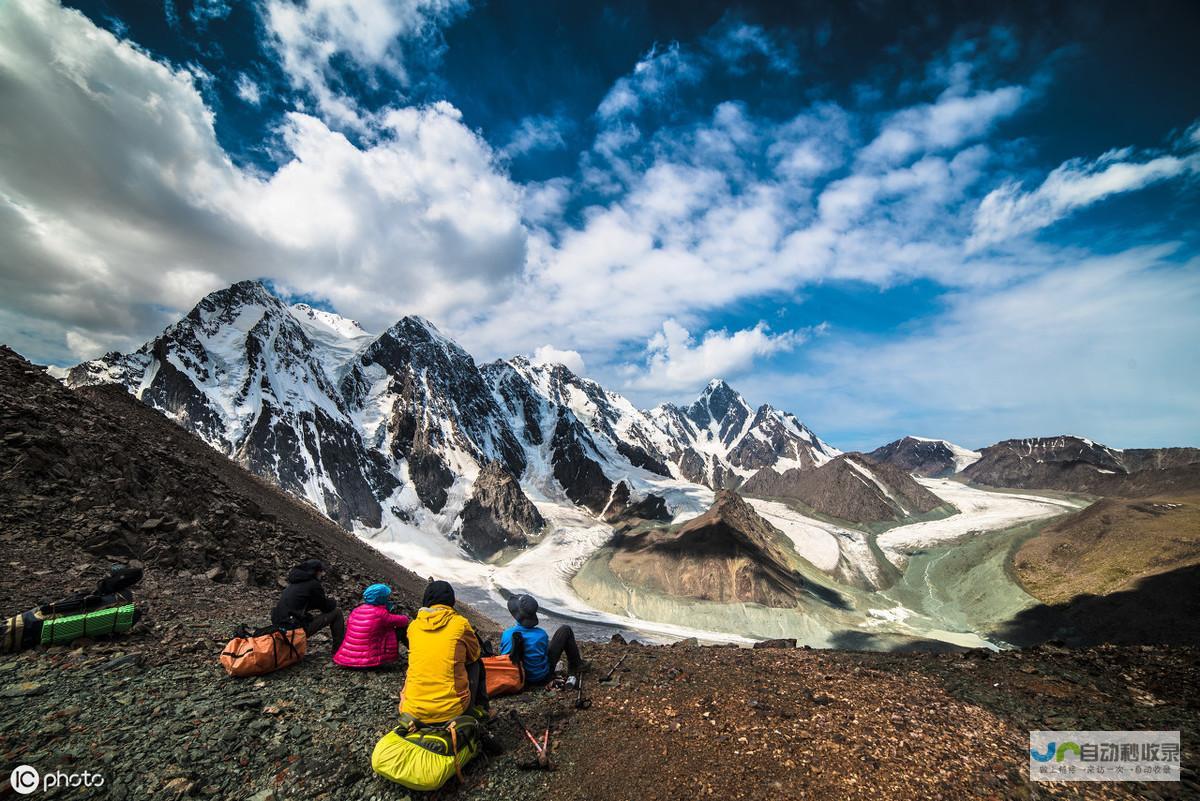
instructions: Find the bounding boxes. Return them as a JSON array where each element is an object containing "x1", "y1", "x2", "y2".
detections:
[{"x1": 499, "y1": 594, "x2": 584, "y2": 685}]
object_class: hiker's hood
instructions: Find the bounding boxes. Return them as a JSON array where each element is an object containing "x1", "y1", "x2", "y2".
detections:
[
  {"x1": 415, "y1": 604, "x2": 457, "y2": 630},
  {"x1": 287, "y1": 559, "x2": 324, "y2": 583}
]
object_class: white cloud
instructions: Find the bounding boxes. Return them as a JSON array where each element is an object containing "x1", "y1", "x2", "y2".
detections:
[
  {"x1": 0, "y1": 0, "x2": 523, "y2": 361},
  {"x1": 530, "y1": 345, "x2": 585, "y2": 375},
  {"x1": 501, "y1": 114, "x2": 568, "y2": 158},
  {"x1": 261, "y1": 0, "x2": 468, "y2": 130},
  {"x1": 4, "y1": 0, "x2": 1197, "y2": 452},
  {"x1": 596, "y1": 42, "x2": 701, "y2": 121},
  {"x1": 622, "y1": 319, "x2": 804, "y2": 393},
  {"x1": 706, "y1": 19, "x2": 797, "y2": 75},
  {"x1": 235, "y1": 72, "x2": 262, "y2": 105},
  {"x1": 969, "y1": 144, "x2": 1200, "y2": 249},
  {"x1": 859, "y1": 86, "x2": 1026, "y2": 166},
  {"x1": 759, "y1": 247, "x2": 1200, "y2": 449}
]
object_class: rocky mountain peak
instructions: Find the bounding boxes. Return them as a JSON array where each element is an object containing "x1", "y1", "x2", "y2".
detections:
[{"x1": 686, "y1": 379, "x2": 750, "y2": 430}]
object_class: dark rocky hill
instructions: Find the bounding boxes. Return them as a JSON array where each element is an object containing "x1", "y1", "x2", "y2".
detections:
[
  {"x1": 742, "y1": 454, "x2": 945, "y2": 523},
  {"x1": 962, "y1": 436, "x2": 1200, "y2": 496}
]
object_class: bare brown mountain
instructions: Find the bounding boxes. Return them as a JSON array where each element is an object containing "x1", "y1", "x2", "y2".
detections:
[
  {"x1": 741, "y1": 454, "x2": 946, "y2": 523},
  {"x1": 962, "y1": 436, "x2": 1200, "y2": 496},
  {"x1": 606, "y1": 490, "x2": 808, "y2": 607}
]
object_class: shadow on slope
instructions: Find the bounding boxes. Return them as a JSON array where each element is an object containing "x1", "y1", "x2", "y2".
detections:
[{"x1": 992, "y1": 564, "x2": 1200, "y2": 647}]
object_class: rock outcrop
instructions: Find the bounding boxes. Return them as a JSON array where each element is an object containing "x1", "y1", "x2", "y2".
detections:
[
  {"x1": 600, "y1": 481, "x2": 672, "y2": 524},
  {"x1": 550, "y1": 410, "x2": 614, "y2": 514},
  {"x1": 742, "y1": 455, "x2": 945, "y2": 523},
  {"x1": 458, "y1": 462, "x2": 546, "y2": 557},
  {"x1": 607, "y1": 490, "x2": 808, "y2": 607}
]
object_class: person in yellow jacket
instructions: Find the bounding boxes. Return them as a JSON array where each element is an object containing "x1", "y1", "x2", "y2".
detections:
[{"x1": 400, "y1": 580, "x2": 488, "y2": 724}]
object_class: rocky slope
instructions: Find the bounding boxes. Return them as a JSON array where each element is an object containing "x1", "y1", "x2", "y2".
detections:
[
  {"x1": 962, "y1": 436, "x2": 1200, "y2": 496},
  {"x1": 868, "y1": 436, "x2": 981, "y2": 477},
  {"x1": 742, "y1": 454, "x2": 946, "y2": 524},
  {"x1": 600, "y1": 480, "x2": 672, "y2": 524},
  {"x1": 0, "y1": 343, "x2": 494, "y2": 637},
  {"x1": 606, "y1": 490, "x2": 810, "y2": 607}
]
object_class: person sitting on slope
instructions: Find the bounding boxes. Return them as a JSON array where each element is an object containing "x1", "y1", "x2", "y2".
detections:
[
  {"x1": 400, "y1": 580, "x2": 488, "y2": 724},
  {"x1": 333, "y1": 583, "x2": 410, "y2": 669},
  {"x1": 500, "y1": 594, "x2": 585, "y2": 687},
  {"x1": 271, "y1": 559, "x2": 345, "y2": 652}
]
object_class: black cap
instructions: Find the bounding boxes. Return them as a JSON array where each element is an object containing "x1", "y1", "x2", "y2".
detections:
[
  {"x1": 422, "y1": 580, "x2": 455, "y2": 609},
  {"x1": 507, "y1": 594, "x2": 539, "y2": 628}
]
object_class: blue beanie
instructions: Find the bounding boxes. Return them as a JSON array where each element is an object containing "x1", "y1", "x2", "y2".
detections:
[{"x1": 363, "y1": 583, "x2": 392, "y2": 606}]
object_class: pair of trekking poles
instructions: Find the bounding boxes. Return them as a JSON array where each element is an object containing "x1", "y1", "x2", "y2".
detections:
[{"x1": 510, "y1": 652, "x2": 629, "y2": 769}]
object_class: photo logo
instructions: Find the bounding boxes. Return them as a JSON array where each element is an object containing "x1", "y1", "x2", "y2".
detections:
[
  {"x1": 9, "y1": 765, "x2": 39, "y2": 795},
  {"x1": 6, "y1": 766, "x2": 105, "y2": 794},
  {"x1": 1029, "y1": 731, "x2": 1180, "y2": 782}
]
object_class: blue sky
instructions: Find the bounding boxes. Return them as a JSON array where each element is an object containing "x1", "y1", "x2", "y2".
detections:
[{"x1": 0, "y1": 0, "x2": 1197, "y2": 450}]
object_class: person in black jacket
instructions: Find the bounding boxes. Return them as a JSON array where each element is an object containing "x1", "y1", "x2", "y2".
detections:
[{"x1": 271, "y1": 559, "x2": 345, "y2": 650}]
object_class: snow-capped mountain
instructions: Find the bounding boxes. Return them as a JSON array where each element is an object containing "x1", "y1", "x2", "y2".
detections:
[
  {"x1": 64, "y1": 281, "x2": 396, "y2": 529},
  {"x1": 648, "y1": 379, "x2": 841, "y2": 487},
  {"x1": 64, "y1": 280, "x2": 842, "y2": 558},
  {"x1": 867, "y1": 436, "x2": 982, "y2": 477}
]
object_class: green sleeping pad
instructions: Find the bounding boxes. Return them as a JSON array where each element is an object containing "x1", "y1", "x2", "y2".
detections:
[{"x1": 40, "y1": 603, "x2": 137, "y2": 645}]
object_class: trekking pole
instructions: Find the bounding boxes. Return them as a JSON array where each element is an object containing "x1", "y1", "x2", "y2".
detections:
[
  {"x1": 599, "y1": 652, "x2": 628, "y2": 682},
  {"x1": 509, "y1": 711, "x2": 550, "y2": 768},
  {"x1": 573, "y1": 672, "x2": 591, "y2": 709}
]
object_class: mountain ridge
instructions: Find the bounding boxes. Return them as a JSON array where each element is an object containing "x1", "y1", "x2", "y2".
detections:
[{"x1": 62, "y1": 280, "x2": 839, "y2": 559}]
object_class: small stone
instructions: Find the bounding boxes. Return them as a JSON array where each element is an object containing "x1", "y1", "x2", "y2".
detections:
[
  {"x1": 753, "y1": 638, "x2": 797, "y2": 650},
  {"x1": 205, "y1": 566, "x2": 225, "y2": 582},
  {"x1": 141, "y1": 518, "x2": 164, "y2": 530},
  {"x1": 0, "y1": 681, "x2": 46, "y2": 698}
]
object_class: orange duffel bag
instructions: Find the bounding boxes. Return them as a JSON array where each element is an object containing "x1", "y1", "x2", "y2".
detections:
[
  {"x1": 220, "y1": 624, "x2": 307, "y2": 677},
  {"x1": 483, "y1": 655, "x2": 524, "y2": 697}
]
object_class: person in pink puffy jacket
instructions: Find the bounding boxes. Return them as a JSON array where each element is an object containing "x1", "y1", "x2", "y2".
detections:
[{"x1": 332, "y1": 583, "x2": 410, "y2": 668}]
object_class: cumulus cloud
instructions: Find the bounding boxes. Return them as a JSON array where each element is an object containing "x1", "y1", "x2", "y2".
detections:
[
  {"x1": 4, "y1": 0, "x2": 1197, "y2": 445},
  {"x1": 0, "y1": 0, "x2": 523, "y2": 360},
  {"x1": 622, "y1": 319, "x2": 804, "y2": 393},
  {"x1": 261, "y1": 0, "x2": 468, "y2": 130},
  {"x1": 969, "y1": 143, "x2": 1200, "y2": 249},
  {"x1": 530, "y1": 345, "x2": 585, "y2": 375}
]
